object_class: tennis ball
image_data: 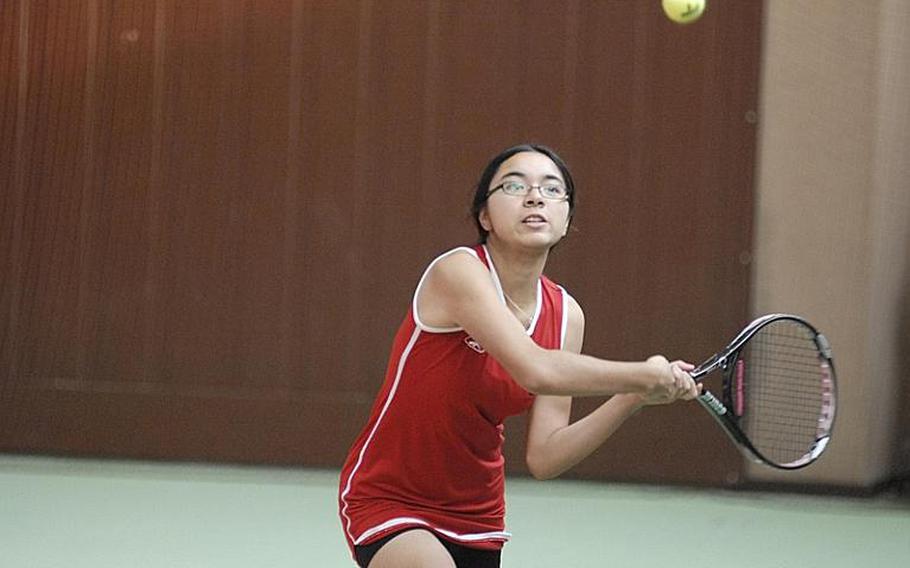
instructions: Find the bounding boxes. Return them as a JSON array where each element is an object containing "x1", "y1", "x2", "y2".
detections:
[{"x1": 661, "y1": 0, "x2": 706, "y2": 24}]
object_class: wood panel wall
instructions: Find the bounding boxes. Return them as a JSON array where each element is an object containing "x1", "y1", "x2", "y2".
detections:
[{"x1": 1, "y1": 0, "x2": 763, "y2": 486}]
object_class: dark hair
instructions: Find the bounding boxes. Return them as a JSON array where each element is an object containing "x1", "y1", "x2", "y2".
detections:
[{"x1": 470, "y1": 144, "x2": 576, "y2": 243}]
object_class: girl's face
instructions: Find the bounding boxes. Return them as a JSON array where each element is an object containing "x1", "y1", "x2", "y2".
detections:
[{"x1": 479, "y1": 151, "x2": 571, "y2": 250}]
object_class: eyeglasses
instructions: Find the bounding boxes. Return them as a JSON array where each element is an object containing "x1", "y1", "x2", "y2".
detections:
[{"x1": 488, "y1": 180, "x2": 569, "y2": 201}]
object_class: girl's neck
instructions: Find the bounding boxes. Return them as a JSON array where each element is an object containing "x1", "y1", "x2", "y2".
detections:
[{"x1": 483, "y1": 239, "x2": 548, "y2": 304}]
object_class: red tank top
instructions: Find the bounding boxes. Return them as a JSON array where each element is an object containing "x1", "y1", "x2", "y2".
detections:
[{"x1": 338, "y1": 245, "x2": 568, "y2": 557}]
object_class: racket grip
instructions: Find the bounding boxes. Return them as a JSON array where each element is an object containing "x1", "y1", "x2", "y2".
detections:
[{"x1": 698, "y1": 390, "x2": 727, "y2": 416}]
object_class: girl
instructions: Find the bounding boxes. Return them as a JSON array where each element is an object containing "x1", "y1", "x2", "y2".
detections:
[{"x1": 338, "y1": 144, "x2": 698, "y2": 567}]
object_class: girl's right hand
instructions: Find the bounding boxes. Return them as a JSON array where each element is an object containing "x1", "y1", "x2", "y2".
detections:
[{"x1": 640, "y1": 355, "x2": 700, "y2": 405}]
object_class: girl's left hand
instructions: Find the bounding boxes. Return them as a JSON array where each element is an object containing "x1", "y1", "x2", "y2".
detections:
[{"x1": 669, "y1": 360, "x2": 701, "y2": 401}]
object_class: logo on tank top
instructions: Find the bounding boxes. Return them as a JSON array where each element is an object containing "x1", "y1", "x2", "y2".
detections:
[{"x1": 464, "y1": 336, "x2": 486, "y2": 354}]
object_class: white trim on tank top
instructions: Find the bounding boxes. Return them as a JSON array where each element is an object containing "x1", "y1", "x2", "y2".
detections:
[
  {"x1": 481, "y1": 244, "x2": 541, "y2": 335},
  {"x1": 353, "y1": 516, "x2": 511, "y2": 546},
  {"x1": 412, "y1": 246, "x2": 539, "y2": 336},
  {"x1": 339, "y1": 326, "x2": 423, "y2": 544},
  {"x1": 557, "y1": 286, "x2": 572, "y2": 350}
]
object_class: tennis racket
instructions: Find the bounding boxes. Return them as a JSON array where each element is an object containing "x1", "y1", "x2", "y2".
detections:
[{"x1": 691, "y1": 314, "x2": 836, "y2": 470}]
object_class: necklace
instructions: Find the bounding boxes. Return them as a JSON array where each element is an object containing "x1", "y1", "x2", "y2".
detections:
[{"x1": 503, "y1": 292, "x2": 533, "y2": 327}]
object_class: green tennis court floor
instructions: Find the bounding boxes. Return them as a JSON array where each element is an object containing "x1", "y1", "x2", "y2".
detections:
[{"x1": 2, "y1": 455, "x2": 908, "y2": 567}]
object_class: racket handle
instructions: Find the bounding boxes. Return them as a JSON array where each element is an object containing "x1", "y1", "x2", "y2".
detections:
[{"x1": 698, "y1": 390, "x2": 727, "y2": 415}]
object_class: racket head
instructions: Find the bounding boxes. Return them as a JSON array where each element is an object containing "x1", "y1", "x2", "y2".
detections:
[{"x1": 695, "y1": 314, "x2": 837, "y2": 469}]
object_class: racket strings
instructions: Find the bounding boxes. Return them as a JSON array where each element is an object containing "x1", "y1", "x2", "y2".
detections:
[{"x1": 738, "y1": 321, "x2": 830, "y2": 466}]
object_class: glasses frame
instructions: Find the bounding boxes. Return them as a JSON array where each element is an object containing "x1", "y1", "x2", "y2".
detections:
[{"x1": 487, "y1": 180, "x2": 570, "y2": 202}]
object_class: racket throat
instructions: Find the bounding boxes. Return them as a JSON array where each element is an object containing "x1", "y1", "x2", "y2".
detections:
[{"x1": 691, "y1": 353, "x2": 729, "y2": 380}]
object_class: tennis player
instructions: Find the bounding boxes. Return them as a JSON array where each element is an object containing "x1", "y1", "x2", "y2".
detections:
[{"x1": 338, "y1": 144, "x2": 699, "y2": 567}]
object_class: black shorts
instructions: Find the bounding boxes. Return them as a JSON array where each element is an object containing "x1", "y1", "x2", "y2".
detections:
[{"x1": 354, "y1": 529, "x2": 502, "y2": 568}]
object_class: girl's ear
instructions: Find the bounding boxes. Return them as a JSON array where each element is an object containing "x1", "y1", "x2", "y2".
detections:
[{"x1": 478, "y1": 207, "x2": 492, "y2": 232}]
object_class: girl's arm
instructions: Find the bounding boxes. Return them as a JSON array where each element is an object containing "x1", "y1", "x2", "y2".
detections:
[
  {"x1": 523, "y1": 297, "x2": 694, "y2": 479},
  {"x1": 418, "y1": 250, "x2": 691, "y2": 398}
]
